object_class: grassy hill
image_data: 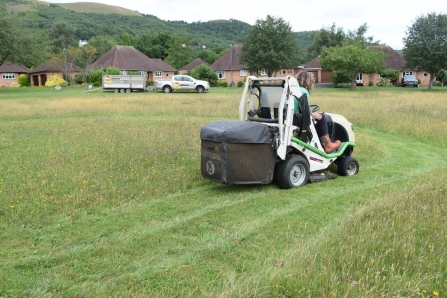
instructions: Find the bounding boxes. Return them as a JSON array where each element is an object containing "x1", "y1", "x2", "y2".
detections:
[
  {"x1": 2, "y1": 0, "x2": 312, "y2": 52},
  {"x1": 51, "y1": 1, "x2": 142, "y2": 16}
]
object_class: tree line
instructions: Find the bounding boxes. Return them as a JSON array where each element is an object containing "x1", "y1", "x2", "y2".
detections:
[{"x1": 1, "y1": 0, "x2": 446, "y2": 90}]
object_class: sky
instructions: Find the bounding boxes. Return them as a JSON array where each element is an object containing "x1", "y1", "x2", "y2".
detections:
[{"x1": 45, "y1": 0, "x2": 446, "y2": 50}]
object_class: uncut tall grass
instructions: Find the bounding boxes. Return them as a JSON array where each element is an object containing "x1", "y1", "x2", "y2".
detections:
[{"x1": 0, "y1": 86, "x2": 446, "y2": 297}]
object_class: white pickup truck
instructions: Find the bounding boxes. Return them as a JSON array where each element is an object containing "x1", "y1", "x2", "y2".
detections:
[{"x1": 155, "y1": 75, "x2": 210, "y2": 93}]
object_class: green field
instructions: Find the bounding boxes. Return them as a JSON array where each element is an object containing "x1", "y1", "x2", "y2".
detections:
[{"x1": 1, "y1": 86, "x2": 446, "y2": 297}]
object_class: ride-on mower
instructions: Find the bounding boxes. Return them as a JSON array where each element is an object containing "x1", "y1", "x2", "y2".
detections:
[{"x1": 200, "y1": 75, "x2": 359, "y2": 189}]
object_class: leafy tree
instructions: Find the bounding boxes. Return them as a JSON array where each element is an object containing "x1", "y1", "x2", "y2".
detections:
[
  {"x1": 402, "y1": 13, "x2": 447, "y2": 90},
  {"x1": 121, "y1": 33, "x2": 135, "y2": 46},
  {"x1": 152, "y1": 33, "x2": 173, "y2": 60},
  {"x1": 74, "y1": 45, "x2": 98, "y2": 82},
  {"x1": 164, "y1": 36, "x2": 193, "y2": 69},
  {"x1": 320, "y1": 44, "x2": 386, "y2": 89},
  {"x1": 197, "y1": 49, "x2": 218, "y2": 64},
  {"x1": 50, "y1": 23, "x2": 77, "y2": 54},
  {"x1": 437, "y1": 69, "x2": 447, "y2": 85},
  {"x1": 240, "y1": 15, "x2": 305, "y2": 76},
  {"x1": 88, "y1": 35, "x2": 117, "y2": 59},
  {"x1": 0, "y1": 10, "x2": 47, "y2": 68},
  {"x1": 345, "y1": 23, "x2": 381, "y2": 47},
  {"x1": 188, "y1": 64, "x2": 218, "y2": 86},
  {"x1": 307, "y1": 23, "x2": 345, "y2": 59}
]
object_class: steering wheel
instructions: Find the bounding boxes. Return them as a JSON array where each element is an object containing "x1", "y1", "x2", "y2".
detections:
[{"x1": 309, "y1": 104, "x2": 320, "y2": 113}]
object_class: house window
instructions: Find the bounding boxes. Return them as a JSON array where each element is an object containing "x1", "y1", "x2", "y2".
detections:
[
  {"x1": 216, "y1": 71, "x2": 225, "y2": 79},
  {"x1": 356, "y1": 73, "x2": 363, "y2": 82},
  {"x1": 2, "y1": 73, "x2": 16, "y2": 79},
  {"x1": 240, "y1": 70, "x2": 247, "y2": 77},
  {"x1": 403, "y1": 71, "x2": 413, "y2": 76},
  {"x1": 155, "y1": 71, "x2": 162, "y2": 77},
  {"x1": 139, "y1": 71, "x2": 145, "y2": 76},
  {"x1": 120, "y1": 70, "x2": 127, "y2": 75},
  {"x1": 260, "y1": 69, "x2": 267, "y2": 76},
  {"x1": 423, "y1": 72, "x2": 428, "y2": 77}
]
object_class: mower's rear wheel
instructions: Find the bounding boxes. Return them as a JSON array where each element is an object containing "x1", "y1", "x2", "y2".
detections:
[
  {"x1": 276, "y1": 155, "x2": 309, "y2": 189},
  {"x1": 337, "y1": 156, "x2": 359, "y2": 176}
]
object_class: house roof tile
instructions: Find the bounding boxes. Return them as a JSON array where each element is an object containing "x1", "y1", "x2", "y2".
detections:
[
  {"x1": 29, "y1": 57, "x2": 82, "y2": 74},
  {"x1": 0, "y1": 61, "x2": 29, "y2": 73},
  {"x1": 91, "y1": 45, "x2": 176, "y2": 71},
  {"x1": 373, "y1": 46, "x2": 406, "y2": 70},
  {"x1": 211, "y1": 45, "x2": 246, "y2": 71},
  {"x1": 179, "y1": 58, "x2": 210, "y2": 71}
]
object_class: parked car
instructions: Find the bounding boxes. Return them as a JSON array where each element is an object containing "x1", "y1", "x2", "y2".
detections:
[
  {"x1": 401, "y1": 75, "x2": 418, "y2": 87},
  {"x1": 155, "y1": 75, "x2": 210, "y2": 93}
]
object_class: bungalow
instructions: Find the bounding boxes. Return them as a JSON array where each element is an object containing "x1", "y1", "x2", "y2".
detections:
[
  {"x1": 178, "y1": 58, "x2": 210, "y2": 75},
  {"x1": 29, "y1": 57, "x2": 82, "y2": 87},
  {"x1": 0, "y1": 61, "x2": 29, "y2": 87},
  {"x1": 210, "y1": 44, "x2": 300, "y2": 86},
  {"x1": 305, "y1": 46, "x2": 432, "y2": 86},
  {"x1": 91, "y1": 45, "x2": 176, "y2": 82}
]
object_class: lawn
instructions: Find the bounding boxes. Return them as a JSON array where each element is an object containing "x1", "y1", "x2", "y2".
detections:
[{"x1": 1, "y1": 85, "x2": 446, "y2": 297}]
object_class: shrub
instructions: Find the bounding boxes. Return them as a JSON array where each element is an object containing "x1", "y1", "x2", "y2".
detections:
[
  {"x1": 377, "y1": 77, "x2": 392, "y2": 87},
  {"x1": 146, "y1": 80, "x2": 155, "y2": 86},
  {"x1": 74, "y1": 73, "x2": 84, "y2": 84},
  {"x1": 45, "y1": 75, "x2": 66, "y2": 87},
  {"x1": 331, "y1": 72, "x2": 351, "y2": 88},
  {"x1": 237, "y1": 81, "x2": 244, "y2": 87},
  {"x1": 88, "y1": 69, "x2": 105, "y2": 84},
  {"x1": 105, "y1": 67, "x2": 121, "y2": 75},
  {"x1": 18, "y1": 74, "x2": 29, "y2": 86},
  {"x1": 217, "y1": 80, "x2": 228, "y2": 87},
  {"x1": 189, "y1": 65, "x2": 218, "y2": 87},
  {"x1": 368, "y1": 81, "x2": 373, "y2": 86},
  {"x1": 10, "y1": 82, "x2": 20, "y2": 88},
  {"x1": 379, "y1": 69, "x2": 399, "y2": 81},
  {"x1": 417, "y1": 79, "x2": 421, "y2": 84}
]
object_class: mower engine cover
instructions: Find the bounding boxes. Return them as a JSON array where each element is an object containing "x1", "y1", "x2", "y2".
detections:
[{"x1": 200, "y1": 120, "x2": 276, "y2": 185}]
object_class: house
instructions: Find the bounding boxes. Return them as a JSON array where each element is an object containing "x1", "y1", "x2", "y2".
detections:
[
  {"x1": 211, "y1": 45, "x2": 250, "y2": 85},
  {"x1": 305, "y1": 46, "x2": 432, "y2": 86},
  {"x1": 178, "y1": 59, "x2": 210, "y2": 75},
  {"x1": 29, "y1": 57, "x2": 82, "y2": 87},
  {"x1": 210, "y1": 44, "x2": 300, "y2": 86},
  {"x1": 0, "y1": 61, "x2": 29, "y2": 87},
  {"x1": 79, "y1": 40, "x2": 88, "y2": 47},
  {"x1": 91, "y1": 45, "x2": 176, "y2": 82}
]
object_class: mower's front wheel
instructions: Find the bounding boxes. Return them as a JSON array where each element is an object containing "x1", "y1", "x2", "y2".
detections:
[
  {"x1": 337, "y1": 156, "x2": 359, "y2": 176},
  {"x1": 276, "y1": 155, "x2": 309, "y2": 189}
]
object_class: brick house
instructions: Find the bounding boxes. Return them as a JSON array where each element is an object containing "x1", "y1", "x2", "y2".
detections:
[
  {"x1": 29, "y1": 57, "x2": 82, "y2": 87},
  {"x1": 91, "y1": 45, "x2": 176, "y2": 81},
  {"x1": 178, "y1": 58, "x2": 210, "y2": 75},
  {"x1": 0, "y1": 61, "x2": 29, "y2": 87},
  {"x1": 305, "y1": 46, "x2": 432, "y2": 86},
  {"x1": 210, "y1": 44, "x2": 302, "y2": 85}
]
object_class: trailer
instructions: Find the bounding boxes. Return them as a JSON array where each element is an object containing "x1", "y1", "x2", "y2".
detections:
[{"x1": 102, "y1": 75, "x2": 147, "y2": 93}]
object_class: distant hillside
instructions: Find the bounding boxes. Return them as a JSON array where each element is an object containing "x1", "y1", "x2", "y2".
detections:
[
  {"x1": 52, "y1": 1, "x2": 141, "y2": 16},
  {"x1": 2, "y1": 0, "x2": 313, "y2": 53}
]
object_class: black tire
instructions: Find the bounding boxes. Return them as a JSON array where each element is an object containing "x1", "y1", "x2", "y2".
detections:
[
  {"x1": 163, "y1": 86, "x2": 172, "y2": 93},
  {"x1": 126, "y1": 89, "x2": 131, "y2": 93},
  {"x1": 120, "y1": 89, "x2": 125, "y2": 93},
  {"x1": 113, "y1": 88, "x2": 119, "y2": 93},
  {"x1": 337, "y1": 156, "x2": 359, "y2": 176},
  {"x1": 275, "y1": 155, "x2": 309, "y2": 189},
  {"x1": 196, "y1": 86, "x2": 205, "y2": 93}
]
